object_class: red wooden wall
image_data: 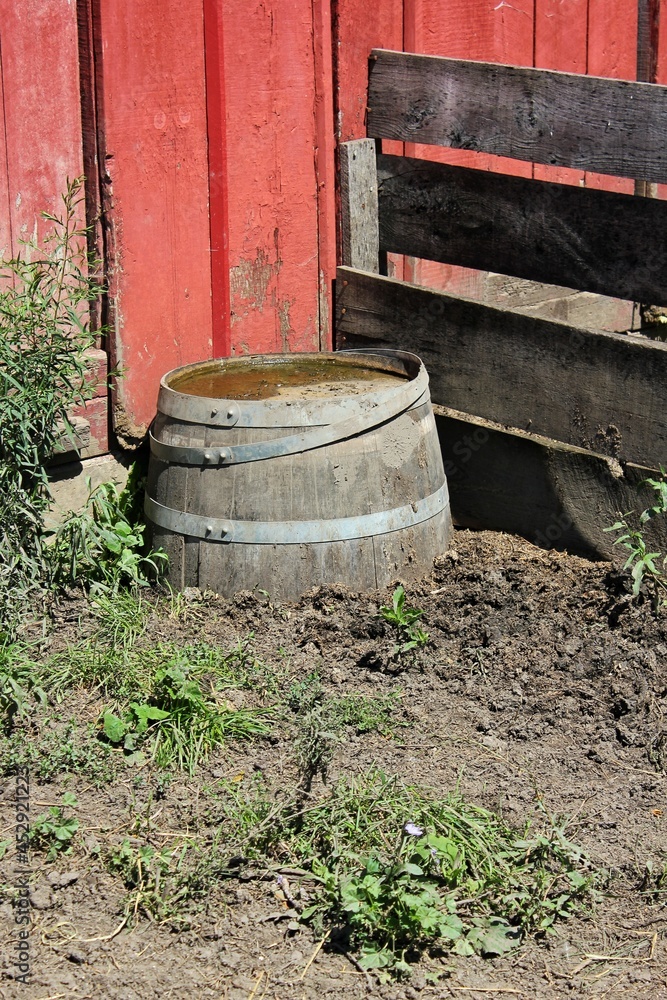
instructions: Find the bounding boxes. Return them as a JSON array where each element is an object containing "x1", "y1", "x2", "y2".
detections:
[{"x1": 0, "y1": 1, "x2": 665, "y2": 452}]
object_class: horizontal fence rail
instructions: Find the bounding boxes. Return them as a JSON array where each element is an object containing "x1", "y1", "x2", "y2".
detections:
[
  {"x1": 368, "y1": 48, "x2": 667, "y2": 183},
  {"x1": 337, "y1": 266, "x2": 667, "y2": 470},
  {"x1": 376, "y1": 154, "x2": 667, "y2": 306}
]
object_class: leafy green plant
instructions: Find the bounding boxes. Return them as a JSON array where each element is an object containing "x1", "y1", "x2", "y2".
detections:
[
  {"x1": 0, "y1": 178, "x2": 102, "y2": 637},
  {"x1": 207, "y1": 769, "x2": 602, "y2": 976},
  {"x1": 48, "y1": 463, "x2": 167, "y2": 597},
  {"x1": 380, "y1": 586, "x2": 429, "y2": 660},
  {"x1": 606, "y1": 468, "x2": 667, "y2": 612},
  {"x1": 107, "y1": 837, "x2": 198, "y2": 922},
  {"x1": 30, "y1": 791, "x2": 80, "y2": 861},
  {"x1": 0, "y1": 642, "x2": 46, "y2": 730},
  {"x1": 101, "y1": 655, "x2": 272, "y2": 774}
]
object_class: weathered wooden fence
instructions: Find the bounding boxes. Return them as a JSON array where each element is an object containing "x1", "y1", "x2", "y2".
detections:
[
  {"x1": 337, "y1": 49, "x2": 667, "y2": 557},
  {"x1": 1, "y1": 0, "x2": 665, "y2": 454}
]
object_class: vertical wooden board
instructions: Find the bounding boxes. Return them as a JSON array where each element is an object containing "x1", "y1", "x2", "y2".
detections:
[
  {"x1": 222, "y1": 0, "x2": 322, "y2": 357},
  {"x1": 585, "y1": 0, "x2": 637, "y2": 193},
  {"x1": 0, "y1": 0, "x2": 84, "y2": 251},
  {"x1": 97, "y1": 0, "x2": 213, "y2": 442},
  {"x1": 333, "y1": 0, "x2": 405, "y2": 281},
  {"x1": 203, "y1": 0, "x2": 231, "y2": 358},
  {"x1": 334, "y1": 0, "x2": 404, "y2": 143},
  {"x1": 533, "y1": 0, "x2": 587, "y2": 186},
  {"x1": 312, "y1": 0, "x2": 338, "y2": 350},
  {"x1": 340, "y1": 140, "x2": 380, "y2": 271},
  {"x1": 405, "y1": 0, "x2": 534, "y2": 294}
]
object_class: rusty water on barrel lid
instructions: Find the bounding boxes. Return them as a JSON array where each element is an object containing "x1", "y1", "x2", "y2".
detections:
[{"x1": 167, "y1": 354, "x2": 409, "y2": 401}]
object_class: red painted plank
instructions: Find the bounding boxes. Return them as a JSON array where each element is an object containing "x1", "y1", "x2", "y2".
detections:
[
  {"x1": 334, "y1": 0, "x2": 404, "y2": 143},
  {"x1": 312, "y1": 0, "x2": 338, "y2": 349},
  {"x1": 222, "y1": 0, "x2": 324, "y2": 356},
  {"x1": 96, "y1": 0, "x2": 213, "y2": 441},
  {"x1": 533, "y1": 0, "x2": 587, "y2": 186},
  {"x1": 0, "y1": 0, "x2": 84, "y2": 251},
  {"x1": 585, "y1": 0, "x2": 638, "y2": 192},
  {"x1": 203, "y1": 0, "x2": 231, "y2": 358},
  {"x1": 0, "y1": 41, "x2": 12, "y2": 261},
  {"x1": 405, "y1": 0, "x2": 535, "y2": 292},
  {"x1": 657, "y1": 0, "x2": 667, "y2": 82}
]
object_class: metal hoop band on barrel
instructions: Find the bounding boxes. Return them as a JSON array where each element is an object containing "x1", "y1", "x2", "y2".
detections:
[
  {"x1": 149, "y1": 363, "x2": 429, "y2": 467},
  {"x1": 144, "y1": 482, "x2": 448, "y2": 545}
]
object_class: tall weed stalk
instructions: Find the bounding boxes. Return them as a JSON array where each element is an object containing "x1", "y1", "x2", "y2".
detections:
[{"x1": 0, "y1": 178, "x2": 103, "y2": 636}]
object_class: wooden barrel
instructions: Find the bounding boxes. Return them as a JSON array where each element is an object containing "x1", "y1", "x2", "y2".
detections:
[{"x1": 145, "y1": 350, "x2": 452, "y2": 598}]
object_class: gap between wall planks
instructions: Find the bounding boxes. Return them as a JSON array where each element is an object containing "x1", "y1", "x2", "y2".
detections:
[{"x1": 336, "y1": 266, "x2": 667, "y2": 472}]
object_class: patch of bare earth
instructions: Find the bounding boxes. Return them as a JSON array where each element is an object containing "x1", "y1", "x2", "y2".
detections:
[{"x1": 1, "y1": 529, "x2": 666, "y2": 999}]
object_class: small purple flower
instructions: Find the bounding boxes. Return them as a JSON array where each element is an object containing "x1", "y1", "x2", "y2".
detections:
[{"x1": 403, "y1": 822, "x2": 423, "y2": 837}]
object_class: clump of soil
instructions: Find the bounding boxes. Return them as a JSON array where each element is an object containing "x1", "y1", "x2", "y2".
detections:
[{"x1": 1, "y1": 528, "x2": 666, "y2": 1000}]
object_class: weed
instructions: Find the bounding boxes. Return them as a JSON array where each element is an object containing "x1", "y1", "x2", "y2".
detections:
[
  {"x1": 0, "y1": 179, "x2": 103, "y2": 637},
  {"x1": 101, "y1": 653, "x2": 272, "y2": 774},
  {"x1": 606, "y1": 468, "x2": 667, "y2": 612},
  {"x1": 49, "y1": 464, "x2": 167, "y2": 597},
  {"x1": 206, "y1": 769, "x2": 602, "y2": 975},
  {"x1": 287, "y1": 671, "x2": 323, "y2": 714},
  {"x1": 0, "y1": 642, "x2": 46, "y2": 730},
  {"x1": 106, "y1": 837, "x2": 199, "y2": 922},
  {"x1": 30, "y1": 791, "x2": 79, "y2": 861},
  {"x1": 89, "y1": 589, "x2": 153, "y2": 650},
  {"x1": 0, "y1": 721, "x2": 115, "y2": 783},
  {"x1": 294, "y1": 703, "x2": 340, "y2": 791},
  {"x1": 380, "y1": 586, "x2": 429, "y2": 662},
  {"x1": 287, "y1": 672, "x2": 403, "y2": 788},
  {"x1": 329, "y1": 691, "x2": 404, "y2": 736}
]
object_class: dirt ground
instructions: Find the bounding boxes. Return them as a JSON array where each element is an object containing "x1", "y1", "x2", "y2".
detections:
[{"x1": 1, "y1": 528, "x2": 666, "y2": 1000}]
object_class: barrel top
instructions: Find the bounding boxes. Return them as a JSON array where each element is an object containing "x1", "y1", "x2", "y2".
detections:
[{"x1": 156, "y1": 350, "x2": 428, "y2": 428}]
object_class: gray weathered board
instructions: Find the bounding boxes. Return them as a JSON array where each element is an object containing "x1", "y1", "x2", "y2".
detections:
[
  {"x1": 368, "y1": 49, "x2": 667, "y2": 183},
  {"x1": 336, "y1": 267, "x2": 667, "y2": 557},
  {"x1": 433, "y1": 405, "x2": 667, "y2": 560},
  {"x1": 337, "y1": 267, "x2": 667, "y2": 472},
  {"x1": 376, "y1": 154, "x2": 667, "y2": 307},
  {"x1": 340, "y1": 141, "x2": 380, "y2": 273}
]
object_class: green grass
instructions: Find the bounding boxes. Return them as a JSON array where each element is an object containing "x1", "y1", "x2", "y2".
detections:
[
  {"x1": 0, "y1": 720, "x2": 116, "y2": 783},
  {"x1": 106, "y1": 768, "x2": 603, "y2": 975},
  {"x1": 0, "y1": 626, "x2": 278, "y2": 775},
  {"x1": 208, "y1": 769, "x2": 602, "y2": 973}
]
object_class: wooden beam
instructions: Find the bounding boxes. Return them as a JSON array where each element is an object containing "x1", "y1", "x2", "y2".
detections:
[
  {"x1": 336, "y1": 266, "x2": 667, "y2": 469},
  {"x1": 376, "y1": 154, "x2": 667, "y2": 306},
  {"x1": 368, "y1": 48, "x2": 667, "y2": 183},
  {"x1": 339, "y1": 139, "x2": 380, "y2": 272},
  {"x1": 434, "y1": 404, "x2": 667, "y2": 560}
]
